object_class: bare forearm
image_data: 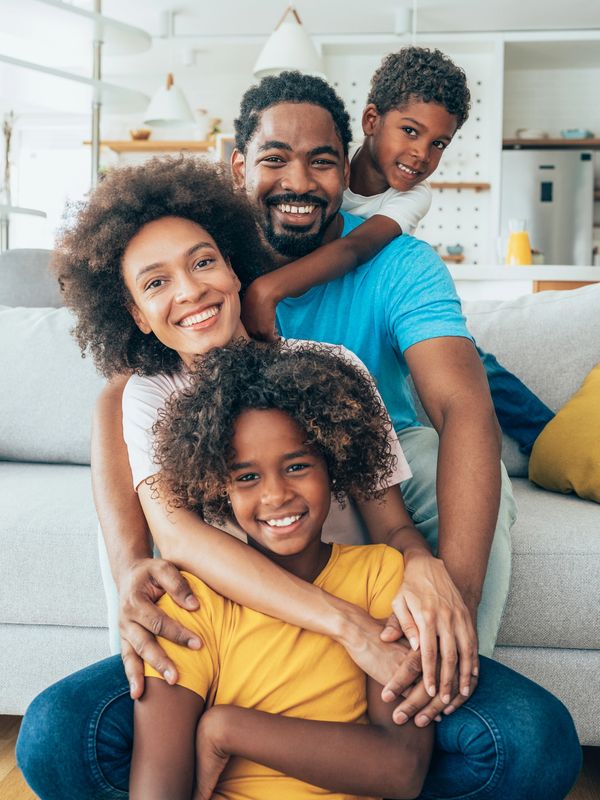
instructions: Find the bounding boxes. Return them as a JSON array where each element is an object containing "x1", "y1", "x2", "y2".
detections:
[
  {"x1": 206, "y1": 705, "x2": 431, "y2": 799},
  {"x1": 436, "y1": 403, "x2": 501, "y2": 611},
  {"x1": 91, "y1": 381, "x2": 151, "y2": 589}
]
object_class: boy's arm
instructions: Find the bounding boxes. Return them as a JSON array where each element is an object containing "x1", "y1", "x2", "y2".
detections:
[
  {"x1": 355, "y1": 486, "x2": 478, "y2": 720},
  {"x1": 241, "y1": 214, "x2": 400, "y2": 340},
  {"x1": 196, "y1": 686, "x2": 433, "y2": 800},
  {"x1": 130, "y1": 678, "x2": 204, "y2": 800}
]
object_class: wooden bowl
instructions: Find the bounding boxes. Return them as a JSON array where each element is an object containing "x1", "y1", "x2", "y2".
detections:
[{"x1": 129, "y1": 128, "x2": 151, "y2": 141}]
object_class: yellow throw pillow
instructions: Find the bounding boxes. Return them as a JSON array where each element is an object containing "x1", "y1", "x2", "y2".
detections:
[{"x1": 529, "y1": 363, "x2": 600, "y2": 503}]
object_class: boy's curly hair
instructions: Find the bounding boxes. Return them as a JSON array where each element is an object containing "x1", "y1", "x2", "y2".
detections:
[
  {"x1": 234, "y1": 71, "x2": 352, "y2": 155},
  {"x1": 52, "y1": 156, "x2": 267, "y2": 378},
  {"x1": 368, "y1": 46, "x2": 471, "y2": 129},
  {"x1": 153, "y1": 340, "x2": 397, "y2": 522}
]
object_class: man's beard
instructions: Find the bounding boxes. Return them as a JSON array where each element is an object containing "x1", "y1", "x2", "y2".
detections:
[{"x1": 262, "y1": 194, "x2": 337, "y2": 258}]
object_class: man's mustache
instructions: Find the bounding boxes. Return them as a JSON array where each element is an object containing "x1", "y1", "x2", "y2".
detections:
[{"x1": 265, "y1": 193, "x2": 327, "y2": 209}]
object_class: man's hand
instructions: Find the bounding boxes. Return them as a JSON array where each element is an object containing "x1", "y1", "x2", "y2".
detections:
[
  {"x1": 381, "y1": 551, "x2": 479, "y2": 704},
  {"x1": 119, "y1": 558, "x2": 202, "y2": 699},
  {"x1": 390, "y1": 669, "x2": 479, "y2": 727},
  {"x1": 194, "y1": 707, "x2": 231, "y2": 800},
  {"x1": 241, "y1": 276, "x2": 280, "y2": 342}
]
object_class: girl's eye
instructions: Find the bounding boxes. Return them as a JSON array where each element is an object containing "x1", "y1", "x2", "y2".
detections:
[
  {"x1": 236, "y1": 472, "x2": 259, "y2": 483},
  {"x1": 287, "y1": 462, "x2": 310, "y2": 473}
]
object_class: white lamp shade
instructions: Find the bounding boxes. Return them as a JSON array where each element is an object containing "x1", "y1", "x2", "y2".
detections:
[
  {"x1": 144, "y1": 74, "x2": 194, "y2": 127},
  {"x1": 253, "y1": 18, "x2": 324, "y2": 79}
]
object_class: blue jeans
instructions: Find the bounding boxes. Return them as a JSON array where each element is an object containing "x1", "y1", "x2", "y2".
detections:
[
  {"x1": 17, "y1": 654, "x2": 580, "y2": 800},
  {"x1": 478, "y1": 347, "x2": 554, "y2": 455}
]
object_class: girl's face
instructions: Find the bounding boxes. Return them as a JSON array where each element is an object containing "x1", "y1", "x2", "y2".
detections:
[
  {"x1": 122, "y1": 216, "x2": 248, "y2": 367},
  {"x1": 228, "y1": 408, "x2": 332, "y2": 574}
]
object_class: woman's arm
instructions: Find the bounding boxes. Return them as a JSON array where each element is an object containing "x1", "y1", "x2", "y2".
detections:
[
  {"x1": 195, "y1": 681, "x2": 433, "y2": 800},
  {"x1": 130, "y1": 678, "x2": 204, "y2": 800},
  {"x1": 241, "y1": 214, "x2": 400, "y2": 340},
  {"x1": 140, "y1": 481, "x2": 421, "y2": 695}
]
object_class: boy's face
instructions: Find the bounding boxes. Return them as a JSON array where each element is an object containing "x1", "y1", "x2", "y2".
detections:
[
  {"x1": 362, "y1": 98, "x2": 458, "y2": 191},
  {"x1": 122, "y1": 216, "x2": 247, "y2": 367},
  {"x1": 231, "y1": 102, "x2": 349, "y2": 261},
  {"x1": 227, "y1": 408, "x2": 331, "y2": 570}
]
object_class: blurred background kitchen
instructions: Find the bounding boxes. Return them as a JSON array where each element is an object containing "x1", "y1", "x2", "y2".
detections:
[{"x1": 1, "y1": 0, "x2": 599, "y2": 299}]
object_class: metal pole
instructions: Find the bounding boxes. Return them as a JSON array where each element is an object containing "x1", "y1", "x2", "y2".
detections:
[
  {"x1": 0, "y1": 214, "x2": 9, "y2": 252},
  {"x1": 91, "y1": 0, "x2": 102, "y2": 187}
]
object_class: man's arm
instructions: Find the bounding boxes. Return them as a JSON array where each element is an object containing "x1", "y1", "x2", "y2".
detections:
[
  {"x1": 355, "y1": 486, "x2": 478, "y2": 718},
  {"x1": 195, "y1": 681, "x2": 433, "y2": 800},
  {"x1": 405, "y1": 336, "x2": 502, "y2": 617},
  {"x1": 241, "y1": 214, "x2": 400, "y2": 340}
]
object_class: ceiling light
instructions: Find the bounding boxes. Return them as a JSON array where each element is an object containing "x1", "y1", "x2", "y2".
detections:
[
  {"x1": 253, "y1": 6, "x2": 324, "y2": 79},
  {"x1": 143, "y1": 72, "x2": 194, "y2": 127}
]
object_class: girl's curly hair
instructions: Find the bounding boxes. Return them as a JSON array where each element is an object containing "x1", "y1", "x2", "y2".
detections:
[
  {"x1": 368, "y1": 46, "x2": 471, "y2": 129},
  {"x1": 153, "y1": 340, "x2": 397, "y2": 522},
  {"x1": 52, "y1": 156, "x2": 268, "y2": 378}
]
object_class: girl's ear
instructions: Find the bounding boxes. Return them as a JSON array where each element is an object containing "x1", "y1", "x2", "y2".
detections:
[
  {"x1": 128, "y1": 303, "x2": 152, "y2": 335},
  {"x1": 362, "y1": 103, "x2": 380, "y2": 136}
]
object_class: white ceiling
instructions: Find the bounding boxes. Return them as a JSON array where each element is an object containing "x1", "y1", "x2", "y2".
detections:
[{"x1": 101, "y1": 0, "x2": 600, "y2": 37}]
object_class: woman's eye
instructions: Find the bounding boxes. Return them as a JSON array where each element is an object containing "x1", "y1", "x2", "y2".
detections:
[
  {"x1": 145, "y1": 278, "x2": 164, "y2": 291},
  {"x1": 193, "y1": 258, "x2": 214, "y2": 270}
]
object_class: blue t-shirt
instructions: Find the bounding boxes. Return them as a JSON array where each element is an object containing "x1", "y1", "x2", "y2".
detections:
[{"x1": 275, "y1": 211, "x2": 472, "y2": 432}]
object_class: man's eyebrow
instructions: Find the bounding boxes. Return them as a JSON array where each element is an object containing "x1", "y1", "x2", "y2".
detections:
[
  {"x1": 308, "y1": 146, "x2": 341, "y2": 159},
  {"x1": 257, "y1": 140, "x2": 292, "y2": 153},
  {"x1": 135, "y1": 241, "x2": 215, "y2": 282}
]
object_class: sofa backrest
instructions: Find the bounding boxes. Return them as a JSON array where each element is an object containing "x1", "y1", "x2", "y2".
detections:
[
  {"x1": 464, "y1": 284, "x2": 600, "y2": 476},
  {"x1": 0, "y1": 249, "x2": 63, "y2": 308},
  {"x1": 0, "y1": 306, "x2": 104, "y2": 465}
]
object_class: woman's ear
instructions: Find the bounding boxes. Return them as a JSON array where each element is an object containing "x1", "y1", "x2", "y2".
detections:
[
  {"x1": 128, "y1": 303, "x2": 152, "y2": 335},
  {"x1": 362, "y1": 103, "x2": 381, "y2": 136},
  {"x1": 225, "y1": 257, "x2": 242, "y2": 293}
]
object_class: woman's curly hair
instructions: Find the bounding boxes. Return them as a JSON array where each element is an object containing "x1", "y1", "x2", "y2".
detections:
[
  {"x1": 368, "y1": 46, "x2": 471, "y2": 129},
  {"x1": 52, "y1": 156, "x2": 268, "y2": 378},
  {"x1": 153, "y1": 340, "x2": 397, "y2": 522}
]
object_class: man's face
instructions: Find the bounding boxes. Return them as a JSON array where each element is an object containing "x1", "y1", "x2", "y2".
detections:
[{"x1": 232, "y1": 102, "x2": 349, "y2": 261}]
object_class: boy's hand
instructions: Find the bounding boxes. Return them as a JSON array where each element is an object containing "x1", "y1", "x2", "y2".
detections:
[
  {"x1": 194, "y1": 707, "x2": 232, "y2": 800},
  {"x1": 385, "y1": 552, "x2": 479, "y2": 706},
  {"x1": 118, "y1": 557, "x2": 202, "y2": 699},
  {"x1": 241, "y1": 276, "x2": 280, "y2": 342}
]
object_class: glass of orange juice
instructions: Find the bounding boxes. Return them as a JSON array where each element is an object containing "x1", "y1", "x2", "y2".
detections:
[{"x1": 505, "y1": 219, "x2": 532, "y2": 266}]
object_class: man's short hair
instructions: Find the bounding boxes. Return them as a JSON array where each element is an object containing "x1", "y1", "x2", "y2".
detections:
[
  {"x1": 368, "y1": 46, "x2": 471, "y2": 129},
  {"x1": 234, "y1": 71, "x2": 353, "y2": 155}
]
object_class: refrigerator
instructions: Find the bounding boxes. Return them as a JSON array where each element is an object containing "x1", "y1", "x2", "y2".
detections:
[{"x1": 500, "y1": 149, "x2": 594, "y2": 265}]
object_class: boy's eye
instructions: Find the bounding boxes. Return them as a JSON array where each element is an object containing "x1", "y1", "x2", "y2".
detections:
[
  {"x1": 433, "y1": 140, "x2": 447, "y2": 151},
  {"x1": 401, "y1": 126, "x2": 417, "y2": 137}
]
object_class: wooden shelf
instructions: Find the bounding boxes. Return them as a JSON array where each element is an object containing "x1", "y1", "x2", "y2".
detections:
[
  {"x1": 86, "y1": 140, "x2": 212, "y2": 154},
  {"x1": 504, "y1": 138, "x2": 600, "y2": 149},
  {"x1": 430, "y1": 182, "x2": 490, "y2": 191},
  {"x1": 441, "y1": 253, "x2": 465, "y2": 263}
]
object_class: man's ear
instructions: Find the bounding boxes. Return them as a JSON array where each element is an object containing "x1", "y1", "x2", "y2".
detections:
[
  {"x1": 128, "y1": 303, "x2": 152, "y2": 335},
  {"x1": 231, "y1": 148, "x2": 246, "y2": 188},
  {"x1": 362, "y1": 103, "x2": 381, "y2": 136}
]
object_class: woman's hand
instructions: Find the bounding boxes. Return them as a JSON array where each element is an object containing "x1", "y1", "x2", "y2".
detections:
[
  {"x1": 384, "y1": 551, "x2": 479, "y2": 706},
  {"x1": 194, "y1": 707, "x2": 232, "y2": 800},
  {"x1": 119, "y1": 557, "x2": 203, "y2": 698},
  {"x1": 241, "y1": 276, "x2": 280, "y2": 342}
]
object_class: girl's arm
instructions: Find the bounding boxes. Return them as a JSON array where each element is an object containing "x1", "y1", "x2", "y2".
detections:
[
  {"x1": 130, "y1": 678, "x2": 204, "y2": 800},
  {"x1": 139, "y1": 481, "x2": 421, "y2": 696},
  {"x1": 195, "y1": 678, "x2": 434, "y2": 800},
  {"x1": 241, "y1": 214, "x2": 400, "y2": 340}
]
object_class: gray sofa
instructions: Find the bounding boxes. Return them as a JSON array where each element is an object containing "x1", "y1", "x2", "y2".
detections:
[{"x1": 1, "y1": 248, "x2": 599, "y2": 745}]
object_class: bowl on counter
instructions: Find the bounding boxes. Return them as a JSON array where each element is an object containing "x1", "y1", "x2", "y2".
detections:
[
  {"x1": 515, "y1": 128, "x2": 548, "y2": 140},
  {"x1": 129, "y1": 128, "x2": 152, "y2": 141},
  {"x1": 446, "y1": 244, "x2": 464, "y2": 256},
  {"x1": 560, "y1": 129, "x2": 594, "y2": 140}
]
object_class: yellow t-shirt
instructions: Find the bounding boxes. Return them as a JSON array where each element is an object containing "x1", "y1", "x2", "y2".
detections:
[{"x1": 146, "y1": 543, "x2": 404, "y2": 800}]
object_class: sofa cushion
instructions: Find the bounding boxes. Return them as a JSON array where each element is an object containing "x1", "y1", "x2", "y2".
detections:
[
  {"x1": 0, "y1": 306, "x2": 104, "y2": 464},
  {"x1": 0, "y1": 462, "x2": 108, "y2": 628},
  {"x1": 464, "y1": 284, "x2": 600, "y2": 477},
  {"x1": 496, "y1": 479, "x2": 600, "y2": 649},
  {"x1": 528, "y1": 364, "x2": 600, "y2": 503}
]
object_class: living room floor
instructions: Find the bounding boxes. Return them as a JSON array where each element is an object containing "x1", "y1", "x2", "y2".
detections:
[{"x1": 1, "y1": 715, "x2": 599, "y2": 798}]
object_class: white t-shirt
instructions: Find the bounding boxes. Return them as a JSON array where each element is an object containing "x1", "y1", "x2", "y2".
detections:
[
  {"x1": 122, "y1": 341, "x2": 411, "y2": 546},
  {"x1": 342, "y1": 143, "x2": 432, "y2": 234}
]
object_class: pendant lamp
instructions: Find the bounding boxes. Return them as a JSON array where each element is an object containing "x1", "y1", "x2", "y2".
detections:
[
  {"x1": 143, "y1": 72, "x2": 194, "y2": 127},
  {"x1": 253, "y1": 6, "x2": 324, "y2": 79}
]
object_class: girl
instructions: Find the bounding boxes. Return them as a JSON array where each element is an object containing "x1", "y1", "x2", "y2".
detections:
[{"x1": 131, "y1": 339, "x2": 434, "y2": 800}]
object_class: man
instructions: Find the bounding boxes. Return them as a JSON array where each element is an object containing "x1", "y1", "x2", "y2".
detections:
[{"x1": 17, "y1": 74, "x2": 580, "y2": 800}]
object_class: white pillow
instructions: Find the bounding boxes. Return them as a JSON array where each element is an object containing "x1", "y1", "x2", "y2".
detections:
[{"x1": 0, "y1": 306, "x2": 105, "y2": 464}]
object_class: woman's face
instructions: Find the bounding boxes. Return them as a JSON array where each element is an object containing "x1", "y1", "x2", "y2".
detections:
[{"x1": 122, "y1": 216, "x2": 248, "y2": 366}]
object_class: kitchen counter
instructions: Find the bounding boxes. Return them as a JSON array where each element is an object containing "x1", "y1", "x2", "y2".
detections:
[{"x1": 446, "y1": 264, "x2": 599, "y2": 300}]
